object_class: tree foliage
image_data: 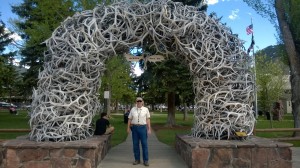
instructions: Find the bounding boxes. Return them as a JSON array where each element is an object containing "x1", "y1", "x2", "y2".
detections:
[
  {"x1": 139, "y1": 58, "x2": 194, "y2": 126},
  {"x1": 11, "y1": 0, "x2": 76, "y2": 92},
  {"x1": 0, "y1": 19, "x2": 17, "y2": 99},
  {"x1": 11, "y1": 0, "x2": 114, "y2": 98},
  {"x1": 73, "y1": 0, "x2": 110, "y2": 10},
  {"x1": 255, "y1": 54, "x2": 285, "y2": 117},
  {"x1": 243, "y1": 0, "x2": 300, "y2": 134},
  {"x1": 284, "y1": 0, "x2": 300, "y2": 50},
  {"x1": 99, "y1": 55, "x2": 136, "y2": 111}
]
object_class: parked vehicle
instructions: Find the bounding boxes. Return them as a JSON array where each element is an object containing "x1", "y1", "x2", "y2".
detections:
[
  {"x1": 0, "y1": 102, "x2": 18, "y2": 114},
  {"x1": 0, "y1": 102, "x2": 10, "y2": 109}
]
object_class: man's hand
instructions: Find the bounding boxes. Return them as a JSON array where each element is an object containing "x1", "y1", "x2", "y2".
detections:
[{"x1": 127, "y1": 127, "x2": 131, "y2": 134}]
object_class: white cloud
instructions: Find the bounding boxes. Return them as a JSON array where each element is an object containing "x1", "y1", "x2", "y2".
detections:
[
  {"x1": 228, "y1": 9, "x2": 239, "y2": 20},
  {"x1": 4, "y1": 28, "x2": 22, "y2": 42},
  {"x1": 134, "y1": 66, "x2": 143, "y2": 76},
  {"x1": 205, "y1": 0, "x2": 219, "y2": 5},
  {"x1": 9, "y1": 33, "x2": 22, "y2": 41}
]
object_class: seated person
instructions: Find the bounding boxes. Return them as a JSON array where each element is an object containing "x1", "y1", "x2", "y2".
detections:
[
  {"x1": 9, "y1": 106, "x2": 17, "y2": 115},
  {"x1": 94, "y1": 112, "x2": 114, "y2": 135}
]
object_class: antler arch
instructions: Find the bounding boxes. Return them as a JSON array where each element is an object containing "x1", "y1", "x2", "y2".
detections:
[{"x1": 29, "y1": 0, "x2": 255, "y2": 142}]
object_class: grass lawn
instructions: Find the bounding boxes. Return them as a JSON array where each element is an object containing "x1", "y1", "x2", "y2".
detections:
[
  {"x1": 0, "y1": 109, "x2": 30, "y2": 139},
  {"x1": 1, "y1": 110, "x2": 299, "y2": 147},
  {"x1": 151, "y1": 112, "x2": 300, "y2": 147}
]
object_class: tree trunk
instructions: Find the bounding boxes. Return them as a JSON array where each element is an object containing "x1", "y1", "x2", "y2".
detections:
[
  {"x1": 183, "y1": 102, "x2": 188, "y2": 121},
  {"x1": 166, "y1": 92, "x2": 176, "y2": 126},
  {"x1": 115, "y1": 99, "x2": 119, "y2": 112},
  {"x1": 275, "y1": 0, "x2": 300, "y2": 136},
  {"x1": 151, "y1": 104, "x2": 155, "y2": 111}
]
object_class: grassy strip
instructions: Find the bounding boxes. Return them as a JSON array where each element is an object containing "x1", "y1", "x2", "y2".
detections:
[
  {"x1": 152, "y1": 113, "x2": 300, "y2": 147},
  {"x1": 0, "y1": 110, "x2": 299, "y2": 147},
  {"x1": 105, "y1": 114, "x2": 128, "y2": 146},
  {"x1": 0, "y1": 110, "x2": 30, "y2": 139},
  {"x1": 0, "y1": 110, "x2": 128, "y2": 146}
]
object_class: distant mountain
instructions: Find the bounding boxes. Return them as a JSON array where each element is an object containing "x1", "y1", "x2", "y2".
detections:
[
  {"x1": 14, "y1": 65, "x2": 27, "y2": 75},
  {"x1": 257, "y1": 44, "x2": 289, "y2": 74},
  {"x1": 258, "y1": 44, "x2": 286, "y2": 60},
  {"x1": 10, "y1": 65, "x2": 27, "y2": 81}
]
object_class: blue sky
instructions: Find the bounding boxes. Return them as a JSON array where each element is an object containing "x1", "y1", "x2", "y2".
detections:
[
  {"x1": 206, "y1": 0, "x2": 277, "y2": 51},
  {"x1": 0, "y1": 0, "x2": 23, "y2": 47},
  {"x1": 1, "y1": 0, "x2": 277, "y2": 52},
  {"x1": 0, "y1": 0, "x2": 22, "y2": 28}
]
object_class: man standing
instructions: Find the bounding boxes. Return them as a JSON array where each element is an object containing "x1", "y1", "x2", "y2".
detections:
[{"x1": 127, "y1": 97, "x2": 151, "y2": 166}]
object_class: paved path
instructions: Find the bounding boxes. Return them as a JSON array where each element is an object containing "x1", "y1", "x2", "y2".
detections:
[
  {"x1": 98, "y1": 131, "x2": 300, "y2": 168},
  {"x1": 98, "y1": 131, "x2": 188, "y2": 168},
  {"x1": 292, "y1": 147, "x2": 300, "y2": 168}
]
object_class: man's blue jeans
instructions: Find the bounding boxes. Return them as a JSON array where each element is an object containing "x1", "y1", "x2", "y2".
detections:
[{"x1": 131, "y1": 125, "x2": 148, "y2": 162}]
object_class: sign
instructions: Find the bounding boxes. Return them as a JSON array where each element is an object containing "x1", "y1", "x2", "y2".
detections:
[
  {"x1": 124, "y1": 54, "x2": 143, "y2": 62},
  {"x1": 146, "y1": 55, "x2": 165, "y2": 62},
  {"x1": 104, "y1": 91, "x2": 110, "y2": 99},
  {"x1": 124, "y1": 53, "x2": 165, "y2": 62}
]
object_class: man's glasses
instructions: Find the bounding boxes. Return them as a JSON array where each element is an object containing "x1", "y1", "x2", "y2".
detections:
[{"x1": 136, "y1": 100, "x2": 142, "y2": 102}]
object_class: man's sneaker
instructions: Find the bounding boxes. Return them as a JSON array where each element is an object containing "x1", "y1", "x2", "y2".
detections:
[
  {"x1": 144, "y1": 161, "x2": 149, "y2": 166},
  {"x1": 133, "y1": 160, "x2": 140, "y2": 165}
]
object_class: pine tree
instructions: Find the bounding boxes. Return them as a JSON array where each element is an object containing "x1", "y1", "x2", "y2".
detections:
[
  {"x1": 0, "y1": 18, "x2": 17, "y2": 99},
  {"x1": 11, "y1": 0, "x2": 75, "y2": 91}
]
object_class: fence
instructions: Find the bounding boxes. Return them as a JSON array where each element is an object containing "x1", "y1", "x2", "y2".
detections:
[{"x1": 0, "y1": 129, "x2": 30, "y2": 133}]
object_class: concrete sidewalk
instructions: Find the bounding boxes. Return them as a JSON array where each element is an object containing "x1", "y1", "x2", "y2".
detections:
[
  {"x1": 292, "y1": 147, "x2": 300, "y2": 168},
  {"x1": 98, "y1": 131, "x2": 188, "y2": 168},
  {"x1": 98, "y1": 131, "x2": 300, "y2": 168}
]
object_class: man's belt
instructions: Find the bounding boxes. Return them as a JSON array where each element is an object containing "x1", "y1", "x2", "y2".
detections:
[{"x1": 131, "y1": 124, "x2": 146, "y2": 126}]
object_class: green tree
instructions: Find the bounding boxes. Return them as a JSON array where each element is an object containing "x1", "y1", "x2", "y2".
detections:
[
  {"x1": 0, "y1": 19, "x2": 17, "y2": 101},
  {"x1": 11, "y1": 0, "x2": 76, "y2": 92},
  {"x1": 143, "y1": 58, "x2": 194, "y2": 126},
  {"x1": 11, "y1": 0, "x2": 113, "y2": 100},
  {"x1": 243, "y1": 0, "x2": 300, "y2": 136},
  {"x1": 133, "y1": 63, "x2": 164, "y2": 110},
  {"x1": 73, "y1": 0, "x2": 110, "y2": 10},
  {"x1": 255, "y1": 54, "x2": 285, "y2": 127},
  {"x1": 99, "y1": 55, "x2": 136, "y2": 114}
]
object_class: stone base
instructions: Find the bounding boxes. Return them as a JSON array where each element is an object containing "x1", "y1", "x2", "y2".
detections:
[
  {"x1": 0, "y1": 135, "x2": 111, "y2": 168},
  {"x1": 175, "y1": 134, "x2": 293, "y2": 168}
]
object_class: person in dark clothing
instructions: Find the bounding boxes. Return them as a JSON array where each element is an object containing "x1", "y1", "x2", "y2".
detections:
[
  {"x1": 9, "y1": 106, "x2": 17, "y2": 115},
  {"x1": 94, "y1": 112, "x2": 114, "y2": 135},
  {"x1": 124, "y1": 109, "x2": 130, "y2": 123}
]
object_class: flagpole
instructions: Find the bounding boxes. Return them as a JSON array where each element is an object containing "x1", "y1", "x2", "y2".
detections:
[{"x1": 251, "y1": 18, "x2": 258, "y2": 119}]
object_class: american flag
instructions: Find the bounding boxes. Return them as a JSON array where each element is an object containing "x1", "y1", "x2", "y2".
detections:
[{"x1": 246, "y1": 24, "x2": 253, "y2": 35}]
